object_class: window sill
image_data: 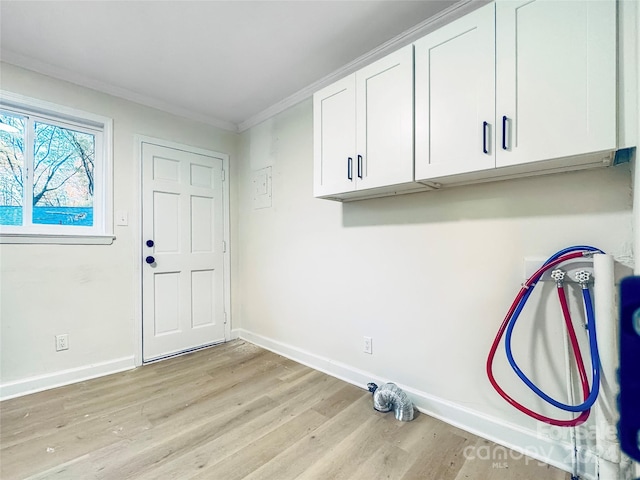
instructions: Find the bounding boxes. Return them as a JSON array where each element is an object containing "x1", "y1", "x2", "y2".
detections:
[{"x1": 0, "y1": 234, "x2": 115, "y2": 245}]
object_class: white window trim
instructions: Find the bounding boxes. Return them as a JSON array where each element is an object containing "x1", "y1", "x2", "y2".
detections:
[{"x1": 0, "y1": 91, "x2": 114, "y2": 245}]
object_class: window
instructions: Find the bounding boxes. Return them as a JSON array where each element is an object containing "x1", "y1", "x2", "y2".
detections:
[{"x1": 0, "y1": 92, "x2": 113, "y2": 243}]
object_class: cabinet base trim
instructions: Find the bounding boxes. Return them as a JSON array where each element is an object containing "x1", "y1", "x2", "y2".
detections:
[
  {"x1": 417, "y1": 149, "x2": 616, "y2": 188},
  {"x1": 316, "y1": 182, "x2": 434, "y2": 202}
]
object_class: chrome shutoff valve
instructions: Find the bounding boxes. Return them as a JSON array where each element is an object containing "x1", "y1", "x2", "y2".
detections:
[
  {"x1": 550, "y1": 269, "x2": 566, "y2": 286},
  {"x1": 574, "y1": 270, "x2": 592, "y2": 289}
]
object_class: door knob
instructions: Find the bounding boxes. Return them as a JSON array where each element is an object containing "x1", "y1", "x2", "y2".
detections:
[
  {"x1": 145, "y1": 256, "x2": 155, "y2": 264},
  {"x1": 146, "y1": 240, "x2": 154, "y2": 247}
]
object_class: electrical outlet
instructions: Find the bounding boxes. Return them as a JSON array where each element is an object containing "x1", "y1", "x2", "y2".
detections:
[
  {"x1": 55, "y1": 334, "x2": 69, "y2": 351},
  {"x1": 363, "y1": 336, "x2": 372, "y2": 354}
]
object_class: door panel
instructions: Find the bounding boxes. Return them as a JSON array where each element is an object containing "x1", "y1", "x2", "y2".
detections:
[
  {"x1": 154, "y1": 192, "x2": 180, "y2": 252},
  {"x1": 191, "y1": 196, "x2": 214, "y2": 252},
  {"x1": 154, "y1": 272, "x2": 180, "y2": 335},
  {"x1": 495, "y1": 0, "x2": 616, "y2": 166},
  {"x1": 415, "y1": 3, "x2": 495, "y2": 180},
  {"x1": 191, "y1": 270, "x2": 215, "y2": 328},
  {"x1": 142, "y1": 142, "x2": 225, "y2": 361},
  {"x1": 356, "y1": 45, "x2": 414, "y2": 190},
  {"x1": 313, "y1": 76, "x2": 356, "y2": 197}
]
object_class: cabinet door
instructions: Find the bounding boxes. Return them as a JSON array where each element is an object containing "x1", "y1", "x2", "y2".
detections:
[
  {"x1": 414, "y1": 3, "x2": 495, "y2": 181},
  {"x1": 313, "y1": 75, "x2": 356, "y2": 197},
  {"x1": 495, "y1": 0, "x2": 616, "y2": 167},
  {"x1": 356, "y1": 45, "x2": 414, "y2": 190}
]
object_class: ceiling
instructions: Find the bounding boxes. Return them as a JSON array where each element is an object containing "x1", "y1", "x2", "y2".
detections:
[{"x1": 0, "y1": 0, "x2": 468, "y2": 132}]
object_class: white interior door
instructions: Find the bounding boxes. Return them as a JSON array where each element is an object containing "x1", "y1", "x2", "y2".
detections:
[{"x1": 142, "y1": 142, "x2": 226, "y2": 362}]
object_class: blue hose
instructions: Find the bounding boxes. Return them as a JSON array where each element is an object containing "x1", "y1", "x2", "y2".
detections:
[{"x1": 504, "y1": 246, "x2": 603, "y2": 412}]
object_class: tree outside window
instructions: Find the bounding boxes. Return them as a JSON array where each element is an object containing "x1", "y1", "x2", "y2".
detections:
[{"x1": 0, "y1": 110, "x2": 96, "y2": 227}]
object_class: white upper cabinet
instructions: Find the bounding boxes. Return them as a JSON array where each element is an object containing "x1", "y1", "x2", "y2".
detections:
[
  {"x1": 315, "y1": 0, "x2": 621, "y2": 201},
  {"x1": 313, "y1": 75, "x2": 356, "y2": 197},
  {"x1": 355, "y1": 46, "x2": 414, "y2": 191},
  {"x1": 415, "y1": 4, "x2": 496, "y2": 180},
  {"x1": 495, "y1": 0, "x2": 616, "y2": 167},
  {"x1": 415, "y1": 0, "x2": 617, "y2": 182},
  {"x1": 314, "y1": 45, "x2": 414, "y2": 198}
]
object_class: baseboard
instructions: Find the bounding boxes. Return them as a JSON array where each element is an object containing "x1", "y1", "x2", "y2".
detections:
[
  {"x1": 237, "y1": 329, "x2": 599, "y2": 480},
  {"x1": 0, "y1": 356, "x2": 135, "y2": 401}
]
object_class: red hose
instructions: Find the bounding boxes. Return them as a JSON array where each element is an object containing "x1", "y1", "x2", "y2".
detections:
[
  {"x1": 486, "y1": 252, "x2": 591, "y2": 426},
  {"x1": 556, "y1": 284, "x2": 591, "y2": 397}
]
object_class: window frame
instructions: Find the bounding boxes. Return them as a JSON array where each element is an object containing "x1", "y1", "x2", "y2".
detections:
[{"x1": 0, "y1": 91, "x2": 114, "y2": 244}]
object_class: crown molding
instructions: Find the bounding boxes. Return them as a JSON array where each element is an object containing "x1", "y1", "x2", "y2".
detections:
[
  {"x1": 2, "y1": 0, "x2": 488, "y2": 135},
  {"x1": 237, "y1": 0, "x2": 488, "y2": 132},
  {"x1": 0, "y1": 51, "x2": 239, "y2": 133}
]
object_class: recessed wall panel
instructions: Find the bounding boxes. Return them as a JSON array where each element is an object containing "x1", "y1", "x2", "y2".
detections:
[
  {"x1": 154, "y1": 272, "x2": 180, "y2": 335},
  {"x1": 153, "y1": 156, "x2": 180, "y2": 182},
  {"x1": 154, "y1": 192, "x2": 180, "y2": 253},
  {"x1": 191, "y1": 196, "x2": 214, "y2": 253},
  {"x1": 192, "y1": 270, "x2": 215, "y2": 328},
  {"x1": 191, "y1": 164, "x2": 213, "y2": 188}
]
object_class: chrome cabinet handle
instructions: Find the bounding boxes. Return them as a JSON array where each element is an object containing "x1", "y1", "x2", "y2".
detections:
[
  {"x1": 357, "y1": 155, "x2": 363, "y2": 179},
  {"x1": 347, "y1": 157, "x2": 353, "y2": 180}
]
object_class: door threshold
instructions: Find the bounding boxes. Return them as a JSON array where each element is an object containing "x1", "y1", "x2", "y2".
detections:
[{"x1": 143, "y1": 340, "x2": 226, "y2": 364}]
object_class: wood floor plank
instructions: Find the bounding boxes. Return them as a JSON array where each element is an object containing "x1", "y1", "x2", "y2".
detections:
[
  {"x1": 129, "y1": 372, "x2": 345, "y2": 479},
  {"x1": 240, "y1": 395, "x2": 374, "y2": 480},
  {"x1": 188, "y1": 408, "x2": 329, "y2": 480},
  {"x1": 349, "y1": 444, "x2": 412, "y2": 480},
  {"x1": 399, "y1": 424, "x2": 470, "y2": 480},
  {"x1": 46, "y1": 395, "x2": 281, "y2": 480},
  {"x1": 0, "y1": 340, "x2": 573, "y2": 480},
  {"x1": 294, "y1": 413, "x2": 403, "y2": 480}
]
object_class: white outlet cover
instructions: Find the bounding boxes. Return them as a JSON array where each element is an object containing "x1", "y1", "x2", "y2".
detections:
[
  {"x1": 55, "y1": 334, "x2": 69, "y2": 351},
  {"x1": 252, "y1": 167, "x2": 272, "y2": 210},
  {"x1": 364, "y1": 336, "x2": 372, "y2": 354}
]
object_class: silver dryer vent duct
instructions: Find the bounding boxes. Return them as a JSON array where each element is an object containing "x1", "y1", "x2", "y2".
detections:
[{"x1": 367, "y1": 382, "x2": 415, "y2": 422}]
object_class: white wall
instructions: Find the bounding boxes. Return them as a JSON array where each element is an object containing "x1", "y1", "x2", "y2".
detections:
[
  {"x1": 0, "y1": 62, "x2": 239, "y2": 397},
  {"x1": 236, "y1": 99, "x2": 634, "y2": 475},
  {"x1": 1, "y1": 3, "x2": 637, "y2": 474}
]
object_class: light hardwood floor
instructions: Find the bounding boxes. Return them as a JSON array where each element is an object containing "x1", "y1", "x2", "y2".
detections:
[{"x1": 1, "y1": 340, "x2": 569, "y2": 479}]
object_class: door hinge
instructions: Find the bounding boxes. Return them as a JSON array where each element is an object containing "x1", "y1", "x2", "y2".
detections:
[
  {"x1": 222, "y1": 240, "x2": 227, "y2": 253},
  {"x1": 221, "y1": 169, "x2": 226, "y2": 182}
]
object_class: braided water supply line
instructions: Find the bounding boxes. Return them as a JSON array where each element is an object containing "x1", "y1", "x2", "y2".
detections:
[{"x1": 486, "y1": 246, "x2": 604, "y2": 427}]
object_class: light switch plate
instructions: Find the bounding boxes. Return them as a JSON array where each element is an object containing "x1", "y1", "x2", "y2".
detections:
[{"x1": 116, "y1": 210, "x2": 128, "y2": 226}]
